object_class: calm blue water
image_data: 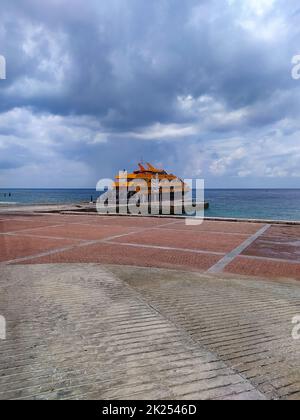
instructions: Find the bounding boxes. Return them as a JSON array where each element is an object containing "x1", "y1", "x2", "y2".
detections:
[
  {"x1": 0, "y1": 189, "x2": 97, "y2": 205},
  {"x1": 204, "y1": 189, "x2": 300, "y2": 221},
  {"x1": 0, "y1": 188, "x2": 300, "y2": 221}
]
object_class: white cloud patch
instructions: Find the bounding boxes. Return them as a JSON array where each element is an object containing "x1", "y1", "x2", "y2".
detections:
[
  {"x1": 0, "y1": 108, "x2": 107, "y2": 187},
  {"x1": 128, "y1": 123, "x2": 198, "y2": 140},
  {"x1": 228, "y1": 0, "x2": 275, "y2": 17}
]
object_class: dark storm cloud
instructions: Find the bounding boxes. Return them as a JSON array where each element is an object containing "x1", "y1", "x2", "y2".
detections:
[
  {"x1": 0, "y1": 0, "x2": 297, "y2": 126},
  {"x1": 1, "y1": 0, "x2": 300, "y2": 187}
]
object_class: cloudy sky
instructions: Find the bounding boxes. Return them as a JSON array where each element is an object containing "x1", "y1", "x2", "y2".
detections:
[{"x1": 0, "y1": 0, "x2": 300, "y2": 188}]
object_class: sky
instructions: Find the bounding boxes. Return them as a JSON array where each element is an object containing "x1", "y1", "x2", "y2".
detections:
[{"x1": 0, "y1": 0, "x2": 300, "y2": 188}]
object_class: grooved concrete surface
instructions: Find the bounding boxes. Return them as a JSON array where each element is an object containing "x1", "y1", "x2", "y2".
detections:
[
  {"x1": 111, "y1": 266, "x2": 300, "y2": 400},
  {"x1": 0, "y1": 265, "x2": 265, "y2": 400}
]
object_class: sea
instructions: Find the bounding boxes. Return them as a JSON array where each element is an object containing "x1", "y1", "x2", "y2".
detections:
[{"x1": 0, "y1": 188, "x2": 300, "y2": 221}]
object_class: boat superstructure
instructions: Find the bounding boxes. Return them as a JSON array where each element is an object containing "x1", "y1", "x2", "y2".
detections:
[
  {"x1": 114, "y1": 162, "x2": 190, "y2": 197},
  {"x1": 97, "y1": 162, "x2": 208, "y2": 216}
]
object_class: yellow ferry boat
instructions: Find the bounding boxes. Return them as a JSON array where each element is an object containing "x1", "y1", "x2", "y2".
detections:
[{"x1": 114, "y1": 162, "x2": 190, "y2": 197}]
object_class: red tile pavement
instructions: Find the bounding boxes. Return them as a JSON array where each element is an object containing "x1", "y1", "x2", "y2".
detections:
[
  {"x1": 0, "y1": 234, "x2": 82, "y2": 262},
  {"x1": 243, "y1": 241, "x2": 300, "y2": 261},
  {"x1": 19, "y1": 242, "x2": 222, "y2": 271},
  {"x1": 242, "y1": 225, "x2": 300, "y2": 261},
  {"x1": 1, "y1": 213, "x2": 299, "y2": 282},
  {"x1": 24, "y1": 223, "x2": 141, "y2": 241},
  {"x1": 262, "y1": 224, "x2": 300, "y2": 240},
  {"x1": 71, "y1": 215, "x2": 176, "y2": 227},
  {"x1": 112, "y1": 229, "x2": 247, "y2": 253},
  {"x1": 0, "y1": 219, "x2": 63, "y2": 233},
  {"x1": 166, "y1": 220, "x2": 263, "y2": 235},
  {"x1": 225, "y1": 256, "x2": 300, "y2": 280}
]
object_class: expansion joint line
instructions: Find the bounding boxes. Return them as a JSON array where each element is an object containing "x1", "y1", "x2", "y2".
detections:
[{"x1": 207, "y1": 224, "x2": 271, "y2": 274}]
